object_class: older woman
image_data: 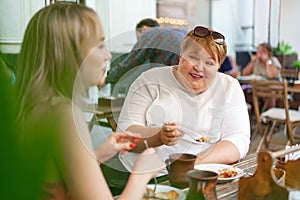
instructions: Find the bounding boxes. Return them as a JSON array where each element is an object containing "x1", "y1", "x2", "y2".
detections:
[{"x1": 117, "y1": 26, "x2": 250, "y2": 170}]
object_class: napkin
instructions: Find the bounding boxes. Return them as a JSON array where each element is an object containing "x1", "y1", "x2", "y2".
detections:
[{"x1": 285, "y1": 144, "x2": 300, "y2": 161}]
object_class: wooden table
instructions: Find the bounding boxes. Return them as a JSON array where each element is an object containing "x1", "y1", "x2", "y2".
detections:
[
  {"x1": 159, "y1": 153, "x2": 258, "y2": 200},
  {"x1": 237, "y1": 75, "x2": 265, "y2": 85},
  {"x1": 160, "y1": 150, "x2": 300, "y2": 199},
  {"x1": 83, "y1": 103, "x2": 122, "y2": 131},
  {"x1": 237, "y1": 76, "x2": 300, "y2": 92}
]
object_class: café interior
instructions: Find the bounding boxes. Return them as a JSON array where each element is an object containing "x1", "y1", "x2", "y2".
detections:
[{"x1": 1, "y1": 0, "x2": 300, "y2": 199}]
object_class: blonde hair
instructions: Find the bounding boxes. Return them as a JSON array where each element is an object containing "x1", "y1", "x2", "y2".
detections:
[
  {"x1": 15, "y1": 3, "x2": 103, "y2": 124},
  {"x1": 180, "y1": 28, "x2": 227, "y2": 64}
]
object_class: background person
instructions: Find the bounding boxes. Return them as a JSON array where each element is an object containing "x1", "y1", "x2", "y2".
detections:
[
  {"x1": 135, "y1": 18, "x2": 160, "y2": 39},
  {"x1": 242, "y1": 42, "x2": 281, "y2": 79},
  {"x1": 242, "y1": 43, "x2": 282, "y2": 109},
  {"x1": 117, "y1": 26, "x2": 250, "y2": 175},
  {"x1": 105, "y1": 27, "x2": 187, "y2": 95},
  {"x1": 15, "y1": 3, "x2": 164, "y2": 199},
  {"x1": 219, "y1": 55, "x2": 239, "y2": 78}
]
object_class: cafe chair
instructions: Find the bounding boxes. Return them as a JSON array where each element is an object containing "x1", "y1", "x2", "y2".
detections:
[{"x1": 252, "y1": 79, "x2": 300, "y2": 152}]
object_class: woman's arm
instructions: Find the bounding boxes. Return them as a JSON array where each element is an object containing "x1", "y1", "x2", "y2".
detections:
[
  {"x1": 227, "y1": 55, "x2": 239, "y2": 78},
  {"x1": 195, "y1": 80, "x2": 251, "y2": 165},
  {"x1": 60, "y1": 105, "x2": 164, "y2": 200},
  {"x1": 195, "y1": 141, "x2": 240, "y2": 165},
  {"x1": 119, "y1": 148, "x2": 165, "y2": 199},
  {"x1": 242, "y1": 55, "x2": 256, "y2": 75},
  {"x1": 266, "y1": 61, "x2": 280, "y2": 79},
  {"x1": 59, "y1": 104, "x2": 115, "y2": 199},
  {"x1": 95, "y1": 131, "x2": 140, "y2": 163},
  {"x1": 127, "y1": 123, "x2": 184, "y2": 152}
]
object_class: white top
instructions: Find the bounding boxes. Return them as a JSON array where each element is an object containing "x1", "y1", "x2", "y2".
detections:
[{"x1": 117, "y1": 66, "x2": 250, "y2": 173}]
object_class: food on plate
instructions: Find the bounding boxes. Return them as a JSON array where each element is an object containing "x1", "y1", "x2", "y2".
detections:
[
  {"x1": 145, "y1": 187, "x2": 155, "y2": 198},
  {"x1": 218, "y1": 168, "x2": 238, "y2": 178},
  {"x1": 144, "y1": 187, "x2": 179, "y2": 200},
  {"x1": 195, "y1": 136, "x2": 209, "y2": 143}
]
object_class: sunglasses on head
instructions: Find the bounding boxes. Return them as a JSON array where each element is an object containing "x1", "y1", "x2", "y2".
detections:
[{"x1": 193, "y1": 26, "x2": 225, "y2": 45}]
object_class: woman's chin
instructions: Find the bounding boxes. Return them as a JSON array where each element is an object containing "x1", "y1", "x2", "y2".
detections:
[
  {"x1": 96, "y1": 77, "x2": 106, "y2": 88},
  {"x1": 97, "y1": 81, "x2": 104, "y2": 88}
]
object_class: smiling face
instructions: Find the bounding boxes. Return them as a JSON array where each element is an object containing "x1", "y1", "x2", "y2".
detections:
[
  {"x1": 176, "y1": 45, "x2": 219, "y2": 94},
  {"x1": 175, "y1": 29, "x2": 227, "y2": 94}
]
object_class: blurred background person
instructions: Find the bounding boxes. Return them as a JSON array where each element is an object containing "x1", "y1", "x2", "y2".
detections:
[
  {"x1": 242, "y1": 43, "x2": 282, "y2": 109},
  {"x1": 106, "y1": 22, "x2": 187, "y2": 95},
  {"x1": 219, "y1": 55, "x2": 239, "y2": 78},
  {"x1": 242, "y1": 42, "x2": 281, "y2": 80},
  {"x1": 135, "y1": 18, "x2": 160, "y2": 39}
]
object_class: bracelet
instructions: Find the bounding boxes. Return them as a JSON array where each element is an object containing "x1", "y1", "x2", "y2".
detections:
[{"x1": 266, "y1": 59, "x2": 273, "y2": 65}]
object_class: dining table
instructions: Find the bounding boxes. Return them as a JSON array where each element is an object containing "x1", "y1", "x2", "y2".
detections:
[
  {"x1": 157, "y1": 152, "x2": 258, "y2": 200},
  {"x1": 237, "y1": 75, "x2": 300, "y2": 93},
  {"x1": 83, "y1": 97, "x2": 124, "y2": 131},
  {"x1": 148, "y1": 147, "x2": 300, "y2": 200}
]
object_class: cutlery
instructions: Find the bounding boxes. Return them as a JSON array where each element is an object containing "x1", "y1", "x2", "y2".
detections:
[{"x1": 178, "y1": 126, "x2": 220, "y2": 144}]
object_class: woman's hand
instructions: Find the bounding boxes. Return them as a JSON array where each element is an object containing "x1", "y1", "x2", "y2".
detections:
[
  {"x1": 250, "y1": 54, "x2": 258, "y2": 63},
  {"x1": 260, "y1": 53, "x2": 269, "y2": 63},
  {"x1": 132, "y1": 148, "x2": 166, "y2": 178},
  {"x1": 160, "y1": 122, "x2": 184, "y2": 146},
  {"x1": 120, "y1": 148, "x2": 166, "y2": 199},
  {"x1": 95, "y1": 131, "x2": 140, "y2": 163}
]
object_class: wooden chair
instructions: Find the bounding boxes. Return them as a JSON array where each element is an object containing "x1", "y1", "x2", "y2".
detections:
[
  {"x1": 280, "y1": 67, "x2": 299, "y2": 81},
  {"x1": 252, "y1": 79, "x2": 300, "y2": 152}
]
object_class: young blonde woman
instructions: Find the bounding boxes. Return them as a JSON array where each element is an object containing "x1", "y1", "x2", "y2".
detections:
[{"x1": 15, "y1": 3, "x2": 164, "y2": 199}]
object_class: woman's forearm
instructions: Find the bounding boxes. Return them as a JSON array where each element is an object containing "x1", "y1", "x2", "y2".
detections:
[
  {"x1": 118, "y1": 173, "x2": 151, "y2": 200},
  {"x1": 266, "y1": 65, "x2": 279, "y2": 79},
  {"x1": 195, "y1": 140, "x2": 240, "y2": 165},
  {"x1": 242, "y1": 62, "x2": 253, "y2": 76}
]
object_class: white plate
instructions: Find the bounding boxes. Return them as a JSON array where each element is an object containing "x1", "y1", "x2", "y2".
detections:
[
  {"x1": 144, "y1": 184, "x2": 186, "y2": 200},
  {"x1": 194, "y1": 164, "x2": 244, "y2": 182}
]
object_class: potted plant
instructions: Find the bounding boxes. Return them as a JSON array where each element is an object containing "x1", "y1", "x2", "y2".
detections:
[
  {"x1": 292, "y1": 60, "x2": 300, "y2": 69},
  {"x1": 273, "y1": 41, "x2": 298, "y2": 68}
]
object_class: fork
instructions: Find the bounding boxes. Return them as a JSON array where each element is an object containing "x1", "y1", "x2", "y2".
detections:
[
  {"x1": 143, "y1": 140, "x2": 158, "y2": 198},
  {"x1": 178, "y1": 126, "x2": 221, "y2": 144}
]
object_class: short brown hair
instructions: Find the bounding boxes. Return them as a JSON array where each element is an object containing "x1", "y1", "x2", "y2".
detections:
[
  {"x1": 180, "y1": 28, "x2": 227, "y2": 64},
  {"x1": 136, "y1": 18, "x2": 159, "y2": 30},
  {"x1": 259, "y1": 42, "x2": 272, "y2": 55}
]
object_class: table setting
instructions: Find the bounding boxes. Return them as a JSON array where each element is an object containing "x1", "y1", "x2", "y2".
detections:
[{"x1": 139, "y1": 145, "x2": 300, "y2": 200}]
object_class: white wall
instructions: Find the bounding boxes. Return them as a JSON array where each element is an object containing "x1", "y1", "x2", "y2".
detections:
[
  {"x1": 0, "y1": 0, "x2": 44, "y2": 53},
  {"x1": 280, "y1": 0, "x2": 300, "y2": 56},
  {"x1": 211, "y1": 0, "x2": 300, "y2": 58},
  {"x1": 211, "y1": 0, "x2": 258, "y2": 58},
  {"x1": 1, "y1": 0, "x2": 300, "y2": 58},
  {"x1": 253, "y1": 0, "x2": 270, "y2": 46},
  {"x1": 95, "y1": 0, "x2": 156, "y2": 53}
]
